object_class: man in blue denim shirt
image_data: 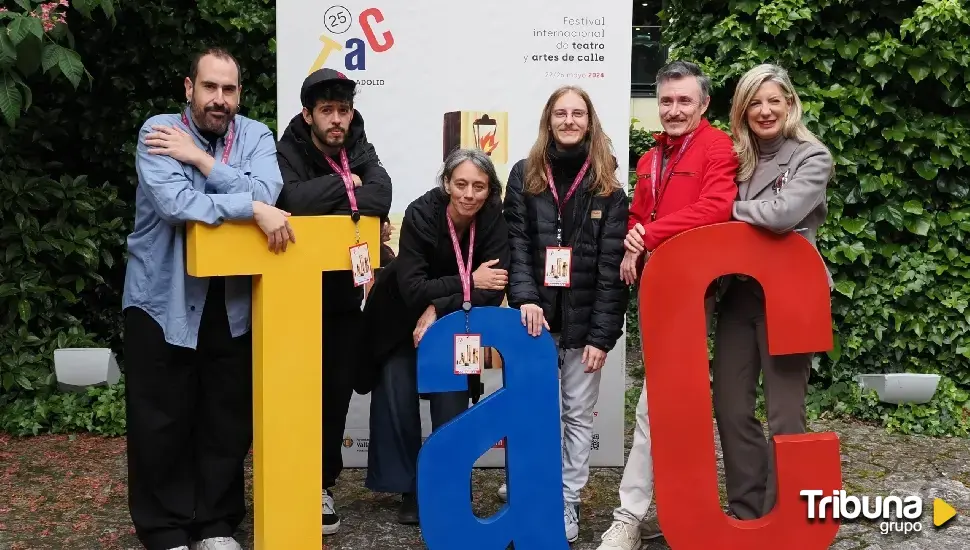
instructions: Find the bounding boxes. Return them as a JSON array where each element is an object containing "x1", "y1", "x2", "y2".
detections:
[{"x1": 121, "y1": 47, "x2": 293, "y2": 550}]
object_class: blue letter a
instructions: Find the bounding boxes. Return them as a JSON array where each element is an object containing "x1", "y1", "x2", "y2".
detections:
[{"x1": 416, "y1": 306, "x2": 569, "y2": 549}]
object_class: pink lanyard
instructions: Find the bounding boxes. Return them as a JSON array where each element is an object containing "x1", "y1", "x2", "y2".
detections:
[
  {"x1": 446, "y1": 213, "x2": 476, "y2": 313},
  {"x1": 325, "y1": 149, "x2": 360, "y2": 221},
  {"x1": 545, "y1": 157, "x2": 591, "y2": 245},
  {"x1": 181, "y1": 112, "x2": 234, "y2": 165},
  {"x1": 649, "y1": 130, "x2": 697, "y2": 221}
]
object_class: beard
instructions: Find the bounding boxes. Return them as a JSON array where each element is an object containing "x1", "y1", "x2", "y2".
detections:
[
  {"x1": 311, "y1": 124, "x2": 348, "y2": 148},
  {"x1": 190, "y1": 99, "x2": 234, "y2": 135}
]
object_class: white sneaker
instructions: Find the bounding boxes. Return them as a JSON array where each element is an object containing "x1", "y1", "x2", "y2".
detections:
[
  {"x1": 322, "y1": 489, "x2": 341, "y2": 535},
  {"x1": 167, "y1": 547, "x2": 189, "y2": 550},
  {"x1": 190, "y1": 537, "x2": 242, "y2": 550},
  {"x1": 497, "y1": 483, "x2": 507, "y2": 501},
  {"x1": 564, "y1": 503, "x2": 579, "y2": 543},
  {"x1": 596, "y1": 521, "x2": 642, "y2": 550}
]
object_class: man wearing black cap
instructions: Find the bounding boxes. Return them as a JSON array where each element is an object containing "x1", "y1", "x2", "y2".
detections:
[{"x1": 275, "y1": 68, "x2": 392, "y2": 535}]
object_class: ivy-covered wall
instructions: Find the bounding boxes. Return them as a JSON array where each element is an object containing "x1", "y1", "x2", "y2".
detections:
[
  {"x1": 651, "y1": 0, "x2": 970, "y2": 436},
  {"x1": 0, "y1": 0, "x2": 967, "y2": 437}
]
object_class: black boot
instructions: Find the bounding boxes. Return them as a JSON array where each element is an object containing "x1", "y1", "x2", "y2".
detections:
[{"x1": 398, "y1": 492, "x2": 419, "y2": 525}]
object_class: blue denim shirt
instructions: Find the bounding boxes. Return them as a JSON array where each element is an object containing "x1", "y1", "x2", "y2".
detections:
[{"x1": 122, "y1": 107, "x2": 283, "y2": 349}]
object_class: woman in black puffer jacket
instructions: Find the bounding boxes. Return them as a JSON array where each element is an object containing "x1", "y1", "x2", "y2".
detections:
[{"x1": 500, "y1": 85, "x2": 629, "y2": 543}]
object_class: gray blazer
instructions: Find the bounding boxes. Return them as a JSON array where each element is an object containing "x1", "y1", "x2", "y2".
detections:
[{"x1": 730, "y1": 137, "x2": 835, "y2": 291}]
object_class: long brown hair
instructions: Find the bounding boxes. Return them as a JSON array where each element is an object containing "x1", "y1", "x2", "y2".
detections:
[{"x1": 523, "y1": 86, "x2": 620, "y2": 197}]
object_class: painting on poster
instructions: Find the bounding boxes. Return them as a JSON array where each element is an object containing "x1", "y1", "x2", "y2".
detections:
[{"x1": 276, "y1": 0, "x2": 633, "y2": 468}]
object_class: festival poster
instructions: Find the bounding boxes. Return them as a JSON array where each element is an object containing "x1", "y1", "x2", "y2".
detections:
[{"x1": 277, "y1": 0, "x2": 632, "y2": 468}]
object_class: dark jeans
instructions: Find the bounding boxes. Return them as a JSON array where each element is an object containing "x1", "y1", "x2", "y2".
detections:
[
  {"x1": 123, "y1": 278, "x2": 253, "y2": 550},
  {"x1": 364, "y1": 343, "x2": 469, "y2": 494},
  {"x1": 323, "y1": 309, "x2": 363, "y2": 489}
]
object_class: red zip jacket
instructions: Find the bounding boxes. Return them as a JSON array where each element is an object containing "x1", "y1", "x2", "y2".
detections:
[{"x1": 629, "y1": 119, "x2": 739, "y2": 251}]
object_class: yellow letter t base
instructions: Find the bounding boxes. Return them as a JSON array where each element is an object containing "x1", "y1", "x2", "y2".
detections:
[{"x1": 187, "y1": 216, "x2": 380, "y2": 549}]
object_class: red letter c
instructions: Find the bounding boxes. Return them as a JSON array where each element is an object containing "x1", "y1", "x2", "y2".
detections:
[
  {"x1": 641, "y1": 222, "x2": 842, "y2": 550},
  {"x1": 359, "y1": 8, "x2": 394, "y2": 53}
]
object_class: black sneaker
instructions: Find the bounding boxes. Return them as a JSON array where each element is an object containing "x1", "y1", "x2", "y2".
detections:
[
  {"x1": 322, "y1": 489, "x2": 340, "y2": 535},
  {"x1": 398, "y1": 492, "x2": 419, "y2": 525}
]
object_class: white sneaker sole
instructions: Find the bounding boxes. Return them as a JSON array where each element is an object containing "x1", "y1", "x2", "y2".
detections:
[
  {"x1": 322, "y1": 519, "x2": 340, "y2": 535},
  {"x1": 597, "y1": 538, "x2": 642, "y2": 550}
]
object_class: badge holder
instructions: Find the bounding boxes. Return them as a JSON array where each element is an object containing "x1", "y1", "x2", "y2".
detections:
[
  {"x1": 454, "y1": 301, "x2": 481, "y2": 375},
  {"x1": 542, "y1": 161, "x2": 586, "y2": 289},
  {"x1": 328, "y1": 150, "x2": 373, "y2": 288},
  {"x1": 544, "y1": 220, "x2": 572, "y2": 288},
  {"x1": 448, "y1": 217, "x2": 478, "y2": 376},
  {"x1": 349, "y1": 211, "x2": 373, "y2": 287}
]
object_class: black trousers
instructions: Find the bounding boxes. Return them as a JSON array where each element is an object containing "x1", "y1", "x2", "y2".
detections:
[
  {"x1": 124, "y1": 278, "x2": 253, "y2": 550},
  {"x1": 322, "y1": 309, "x2": 363, "y2": 489},
  {"x1": 364, "y1": 343, "x2": 469, "y2": 494}
]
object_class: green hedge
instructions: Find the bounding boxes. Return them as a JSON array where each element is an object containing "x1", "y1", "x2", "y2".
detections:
[
  {"x1": 1, "y1": 0, "x2": 968, "y2": 437},
  {"x1": 0, "y1": 0, "x2": 276, "y2": 435},
  {"x1": 652, "y1": 0, "x2": 970, "y2": 437}
]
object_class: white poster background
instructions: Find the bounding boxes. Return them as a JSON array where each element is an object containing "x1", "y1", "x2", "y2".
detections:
[{"x1": 277, "y1": 1, "x2": 632, "y2": 468}]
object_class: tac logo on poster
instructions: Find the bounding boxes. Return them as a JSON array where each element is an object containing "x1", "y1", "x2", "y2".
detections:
[{"x1": 309, "y1": 4, "x2": 395, "y2": 77}]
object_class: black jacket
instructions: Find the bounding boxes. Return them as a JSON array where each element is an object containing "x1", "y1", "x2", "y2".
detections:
[
  {"x1": 354, "y1": 187, "x2": 510, "y2": 394},
  {"x1": 503, "y1": 145, "x2": 629, "y2": 351},
  {"x1": 275, "y1": 110, "x2": 393, "y2": 313}
]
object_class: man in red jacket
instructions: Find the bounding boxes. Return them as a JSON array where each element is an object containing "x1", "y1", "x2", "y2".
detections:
[
  {"x1": 621, "y1": 69, "x2": 738, "y2": 275},
  {"x1": 598, "y1": 60, "x2": 739, "y2": 550}
]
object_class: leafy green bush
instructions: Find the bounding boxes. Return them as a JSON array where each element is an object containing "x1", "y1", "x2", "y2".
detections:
[
  {"x1": 658, "y1": 0, "x2": 970, "y2": 436},
  {"x1": 0, "y1": 109, "x2": 123, "y2": 376},
  {"x1": 0, "y1": 0, "x2": 283, "y2": 436},
  {"x1": 0, "y1": 0, "x2": 115, "y2": 128},
  {"x1": 0, "y1": 0, "x2": 263, "y2": 435},
  {"x1": 0, "y1": 103, "x2": 127, "y2": 434}
]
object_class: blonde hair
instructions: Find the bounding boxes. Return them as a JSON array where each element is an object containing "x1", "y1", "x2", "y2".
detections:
[
  {"x1": 729, "y1": 64, "x2": 826, "y2": 182},
  {"x1": 523, "y1": 85, "x2": 620, "y2": 197}
]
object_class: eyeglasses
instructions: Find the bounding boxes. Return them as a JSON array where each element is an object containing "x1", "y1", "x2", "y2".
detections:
[{"x1": 552, "y1": 109, "x2": 587, "y2": 119}]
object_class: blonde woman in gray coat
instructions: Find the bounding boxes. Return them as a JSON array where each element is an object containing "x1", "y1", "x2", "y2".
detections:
[{"x1": 712, "y1": 63, "x2": 834, "y2": 521}]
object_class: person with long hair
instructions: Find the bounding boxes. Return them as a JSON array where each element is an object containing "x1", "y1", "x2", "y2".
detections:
[
  {"x1": 714, "y1": 63, "x2": 834, "y2": 520},
  {"x1": 502, "y1": 85, "x2": 629, "y2": 542},
  {"x1": 359, "y1": 148, "x2": 510, "y2": 525}
]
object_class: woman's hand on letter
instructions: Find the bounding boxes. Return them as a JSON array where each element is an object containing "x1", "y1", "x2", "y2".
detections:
[
  {"x1": 412, "y1": 305, "x2": 437, "y2": 347},
  {"x1": 519, "y1": 303, "x2": 548, "y2": 337}
]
